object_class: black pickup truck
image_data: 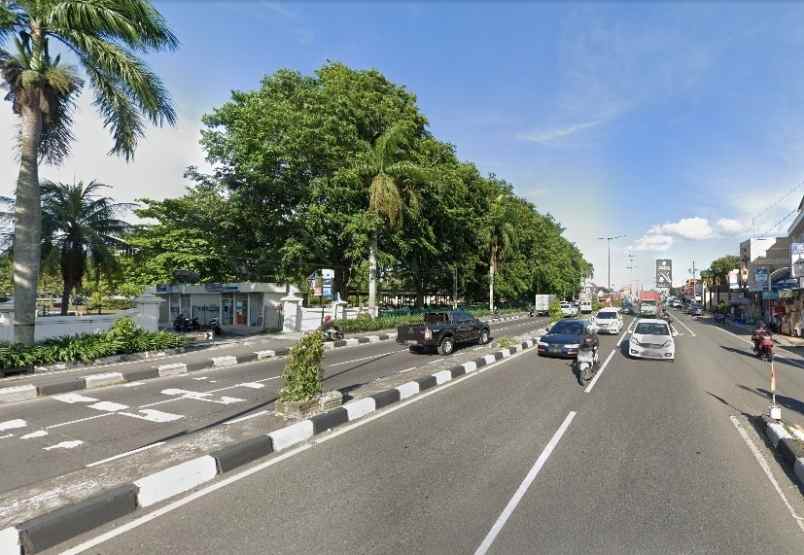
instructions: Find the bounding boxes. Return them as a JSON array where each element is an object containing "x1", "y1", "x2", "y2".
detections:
[{"x1": 396, "y1": 311, "x2": 491, "y2": 355}]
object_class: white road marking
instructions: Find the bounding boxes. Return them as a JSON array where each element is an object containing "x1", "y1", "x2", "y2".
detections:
[
  {"x1": 0, "y1": 434, "x2": 13, "y2": 440},
  {"x1": 123, "y1": 382, "x2": 145, "y2": 388},
  {"x1": 226, "y1": 410, "x2": 271, "y2": 424},
  {"x1": 474, "y1": 411, "x2": 576, "y2": 555},
  {"x1": 85, "y1": 442, "x2": 166, "y2": 468},
  {"x1": 673, "y1": 316, "x2": 696, "y2": 337},
  {"x1": 585, "y1": 350, "x2": 616, "y2": 394},
  {"x1": 0, "y1": 419, "x2": 26, "y2": 432},
  {"x1": 47, "y1": 413, "x2": 111, "y2": 430},
  {"x1": 88, "y1": 401, "x2": 129, "y2": 412},
  {"x1": 730, "y1": 415, "x2": 804, "y2": 532},
  {"x1": 52, "y1": 393, "x2": 98, "y2": 404},
  {"x1": 616, "y1": 329, "x2": 628, "y2": 347},
  {"x1": 119, "y1": 409, "x2": 184, "y2": 423},
  {"x1": 192, "y1": 377, "x2": 209, "y2": 381},
  {"x1": 238, "y1": 382, "x2": 264, "y2": 389},
  {"x1": 328, "y1": 348, "x2": 408, "y2": 368},
  {"x1": 398, "y1": 366, "x2": 417, "y2": 374},
  {"x1": 43, "y1": 440, "x2": 84, "y2": 451},
  {"x1": 255, "y1": 376, "x2": 281, "y2": 382},
  {"x1": 62, "y1": 340, "x2": 537, "y2": 555},
  {"x1": 20, "y1": 430, "x2": 47, "y2": 439}
]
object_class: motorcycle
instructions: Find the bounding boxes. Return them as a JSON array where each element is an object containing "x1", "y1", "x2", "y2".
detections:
[
  {"x1": 206, "y1": 318, "x2": 222, "y2": 337},
  {"x1": 751, "y1": 332, "x2": 774, "y2": 361},
  {"x1": 528, "y1": 308, "x2": 535, "y2": 317},
  {"x1": 714, "y1": 313, "x2": 725, "y2": 323},
  {"x1": 173, "y1": 314, "x2": 192, "y2": 332},
  {"x1": 575, "y1": 344, "x2": 599, "y2": 386},
  {"x1": 322, "y1": 326, "x2": 344, "y2": 341}
]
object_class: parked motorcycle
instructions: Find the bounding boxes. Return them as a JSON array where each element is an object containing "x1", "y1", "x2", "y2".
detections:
[
  {"x1": 206, "y1": 318, "x2": 222, "y2": 337},
  {"x1": 173, "y1": 314, "x2": 192, "y2": 332}
]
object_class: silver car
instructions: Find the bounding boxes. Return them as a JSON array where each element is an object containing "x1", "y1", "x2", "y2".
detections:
[{"x1": 628, "y1": 319, "x2": 675, "y2": 361}]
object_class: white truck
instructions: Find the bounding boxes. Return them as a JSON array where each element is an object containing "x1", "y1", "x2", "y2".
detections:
[
  {"x1": 533, "y1": 294, "x2": 556, "y2": 316},
  {"x1": 579, "y1": 293, "x2": 593, "y2": 314}
]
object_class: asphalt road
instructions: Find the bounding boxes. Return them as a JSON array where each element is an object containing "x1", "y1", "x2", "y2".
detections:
[
  {"x1": 50, "y1": 312, "x2": 804, "y2": 555},
  {"x1": 0, "y1": 316, "x2": 547, "y2": 494}
]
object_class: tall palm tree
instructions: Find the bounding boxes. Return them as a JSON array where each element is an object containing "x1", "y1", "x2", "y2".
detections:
[
  {"x1": 484, "y1": 193, "x2": 515, "y2": 312},
  {"x1": 359, "y1": 121, "x2": 420, "y2": 317},
  {"x1": 41, "y1": 180, "x2": 130, "y2": 315},
  {"x1": 0, "y1": 1, "x2": 177, "y2": 343}
]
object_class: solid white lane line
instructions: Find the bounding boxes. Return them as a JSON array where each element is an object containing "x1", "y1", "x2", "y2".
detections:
[
  {"x1": 62, "y1": 336, "x2": 540, "y2": 555},
  {"x1": 46, "y1": 413, "x2": 111, "y2": 430},
  {"x1": 226, "y1": 410, "x2": 271, "y2": 424},
  {"x1": 85, "y1": 442, "x2": 166, "y2": 468},
  {"x1": 673, "y1": 316, "x2": 696, "y2": 337},
  {"x1": 616, "y1": 329, "x2": 628, "y2": 347},
  {"x1": 585, "y1": 350, "x2": 616, "y2": 394},
  {"x1": 398, "y1": 366, "x2": 417, "y2": 374},
  {"x1": 729, "y1": 416, "x2": 804, "y2": 532},
  {"x1": 328, "y1": 348, "x2": 408, "y2": 368},
  {"x1": 474, "y1": 411, "x2": 577, "y2": 555}
]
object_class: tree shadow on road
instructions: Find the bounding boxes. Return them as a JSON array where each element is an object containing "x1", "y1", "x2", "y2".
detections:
[{"x1": 737, "y1": 384, "x2": 804, "y2": 416}]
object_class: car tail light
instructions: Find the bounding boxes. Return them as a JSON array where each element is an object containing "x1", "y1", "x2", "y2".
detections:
[{"x1": 424, "y1": 327, "x2": 432, "y2": 341}]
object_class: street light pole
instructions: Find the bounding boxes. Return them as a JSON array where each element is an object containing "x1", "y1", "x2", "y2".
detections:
[{"x1": 598, "y1": 235, "x2": 625, "y2": 291}]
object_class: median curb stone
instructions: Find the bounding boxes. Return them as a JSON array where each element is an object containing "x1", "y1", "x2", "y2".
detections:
[
  {"x1": 761, "y1": 416, "x2": 804, "y2": 489},
  {"x1": 0, "y1": 324, "x2": 542, "y2": 553}
]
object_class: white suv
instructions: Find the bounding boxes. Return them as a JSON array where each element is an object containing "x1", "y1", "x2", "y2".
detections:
[
  {"x1": 560, "y1": 302, "x2": 578, "y2": 317},
  {"x1": 592, "y1": 308, "x2": 623, "y2": 334}
]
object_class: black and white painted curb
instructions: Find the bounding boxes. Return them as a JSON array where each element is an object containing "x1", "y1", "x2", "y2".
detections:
[
  {"x1": 0, "y1": 336, "x2": 539, "y2": 554},
  {"x1": 0, "y1": 333, "x2": 397, "y2": 405},
  {"x1": 761, "y1": 416, "x2": 804, "y2": 487}
]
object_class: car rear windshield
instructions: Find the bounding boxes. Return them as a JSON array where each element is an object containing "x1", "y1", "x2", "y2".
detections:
[
  {"x1": 635, "y1": 323, "x2": 669, "y2": 336},
  {"x1": 596, "y1": 312, "x2": 616, "y2": 319},
  {"x1": 551, "y1": 321, "x2": 585, "y2": 335}
]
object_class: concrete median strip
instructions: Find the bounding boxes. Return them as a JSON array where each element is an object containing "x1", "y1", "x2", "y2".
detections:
[
  {"x1": 83, "y1": 372, "x2": 125, "y2": 389},
  {"x1": 0, "y1": 327, "x2": 542, "y2": 554},
  {"x1": 760, "y1": 416, "x2": 804, "y2": 489}
]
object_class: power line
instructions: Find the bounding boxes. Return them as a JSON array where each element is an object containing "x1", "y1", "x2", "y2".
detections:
[{"x1": 751, "y1": 181, "x2": 804, "y2": 236}]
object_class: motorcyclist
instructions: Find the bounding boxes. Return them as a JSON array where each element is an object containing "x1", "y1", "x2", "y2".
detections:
[
  {"x1": 320, "y1": 315, "x2": 341, "y2": 340},
  {"x1": 751, "y1": 321, "x2": 772, "y2": 352}
]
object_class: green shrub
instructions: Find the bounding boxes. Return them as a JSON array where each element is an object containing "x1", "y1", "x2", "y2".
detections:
[
  {"x1": 496, "y1": 336, "x2": 514, "y2": 348},
  {"x1": 0, "y1": 318, "x2": 186, "y2": 371},
  {"x1": 279, "y1": 330, "x2": 325, "y2": 402},
  {"x1": 549, "y1": 299, "x2": 563, "y2": 322}
]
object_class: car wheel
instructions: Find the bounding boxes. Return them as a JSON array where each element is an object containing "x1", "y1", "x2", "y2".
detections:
[
  {"x1": 438, "y1": 336, "x2": 454, "y2": 355},
  {"x1": 409, "y1": 345, "x2": 420, "y2": 354},
  {"x1": 478, "y1": 329, "x2": 489, "y2": 345}
]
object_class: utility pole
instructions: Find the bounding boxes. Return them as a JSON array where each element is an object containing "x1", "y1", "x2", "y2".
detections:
[
  {"x1": 625, "y1": 250, "x2": 637, "y2": 298},
  {"x1": 689, "y1": 261, "x2": 698, "y2": 302},
  {"x1": 598, "y1": 235, "x2": 625, "y2": 291},
  {"x1": 452, "y1": 266, "x2": 458, "y2": 310}
]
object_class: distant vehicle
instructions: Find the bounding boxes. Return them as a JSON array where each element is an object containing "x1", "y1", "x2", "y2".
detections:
[
  {"x1": 560, "y1": 301, "x2": 578, "y2": 317},
  {"x1": 691, "y1": 306, "x2": 703, "y2": 318},
  {"x1": 538, "y1": 319, "x2": 599, "y2": 359},
  {"x1": 592, "y1": 308, "x2": 623, "y2": 335},
  {"x1": 533, "y1": 294, "x2": 557, "y2": 316},
  {"x1": 396, "y1": 310, "x2": 490, "y2": 355},
  {"x1": 628, "y1": 319, "x2": 675, "y2": 361},
  {"x1": 638, "y1": 290, "x2": 661, "y2": 317},
  {"x1": 580, "y1": 299, "x2": 593, "y2": 313},
  {"x1": 671, "y1": 300, "x2": 682, "y2": 308}
]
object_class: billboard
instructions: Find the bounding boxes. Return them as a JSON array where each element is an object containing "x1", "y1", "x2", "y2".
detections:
[
  {"x1": 656, "y1": 259, "x2": 672, "y2": 289},
  {"x1": 728, "y1": 269, "x2": 740, "y2": 290},
  {"x1": 751, "y1": 266, "x2": 769, "y2": 291},
  {"x1": 792, "y1": 243, "x2": 804, "y2": 278}
]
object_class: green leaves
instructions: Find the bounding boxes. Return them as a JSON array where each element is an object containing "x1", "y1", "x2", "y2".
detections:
[{"x1": 279, "y1": 330, "x2": 325, "y2": 402}]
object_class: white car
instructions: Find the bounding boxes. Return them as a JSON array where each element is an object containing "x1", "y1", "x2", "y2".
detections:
[
  {"x1": 592, "y1": 309, "x2": 623, "y2": 334},
  {"x1": 560, "y1": 302, "x2": 578, "y2": 317},
  {"x1": 629, "y1": 319, "x2": 675, "y2": 361}
]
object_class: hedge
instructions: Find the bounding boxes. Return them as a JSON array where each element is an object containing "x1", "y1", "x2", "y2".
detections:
[
  {"x1": 0, "y1": 317, "x2": 186, "y2": 371},
  {"x1": 335, "y1": 307, "x2": 525, "y2": 334}
]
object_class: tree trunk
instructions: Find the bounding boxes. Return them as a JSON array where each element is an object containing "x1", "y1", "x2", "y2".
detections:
[
  {"x1": 12, "y1": 104, "x2": 44, "y2": 345},
  {"x1": 489, "y1": 246, "x2": 496, "y2": 312},
  {"x1": 60, "y1": 283, "x2": 71, "y2": 316},
  {"x1": 415, "y1": 275, "x2": 424, "y2": 309},
  {"x1": 333, "y1": 266, "x2": 347, "y2": 302},
  {"x1": 368, "y1": 234, "x2": 378, "y2": 317}
]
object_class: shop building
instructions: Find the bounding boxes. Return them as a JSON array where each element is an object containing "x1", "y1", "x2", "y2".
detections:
[{"x1": 151, "y1": 282, "x2": 300, "y2": 332}]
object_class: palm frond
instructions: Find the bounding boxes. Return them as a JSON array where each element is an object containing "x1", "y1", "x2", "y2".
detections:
[
  {"x1": 0, "y1": 2, "x2": 22, "y2": 44},
  {"x1": 38, "y1": 64, "x2": 83, "y2": 163},
  {"x1": 369, "y1": 173, "x2": 403, "y2": 229}
]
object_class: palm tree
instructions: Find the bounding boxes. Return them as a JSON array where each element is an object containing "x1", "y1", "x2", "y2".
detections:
[
  {"x1": 0, "y1": 1, "x2": 177, "y2": 343},
  {"x1": 484, "y1": 193, "x2": 515, "y2": 311},
  {"x1": 41, "y1": 180, "x2": 130, "y2": 315},
  {"x1": 359, "y1": 121, "x2": 421, "y2": 317}
]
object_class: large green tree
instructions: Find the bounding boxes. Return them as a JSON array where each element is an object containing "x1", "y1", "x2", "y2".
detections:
[
  {"x1": 40, "y1": 180, "x2": 130, "y2": 314},
  {"x1": 0, "y1": 0, "x2": 176, "y2": 343},
  {"x1": 708, "y1": 254, "x2": 740, "y2": 305}
]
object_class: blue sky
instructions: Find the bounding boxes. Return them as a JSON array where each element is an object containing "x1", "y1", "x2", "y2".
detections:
[{"x1": 4, "y1": 1, "x2": 804, "y2": 288}]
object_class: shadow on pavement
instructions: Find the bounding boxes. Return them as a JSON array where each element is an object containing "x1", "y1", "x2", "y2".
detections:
[
  {"x1": 720, "y1": 345, "x2": 756, "y2": 359},
  {"x1": 737, "y1": 384, "x2": 804, "y2": 417}
]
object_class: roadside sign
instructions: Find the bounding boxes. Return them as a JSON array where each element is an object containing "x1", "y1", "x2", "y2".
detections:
[{"x1": 792, "y1": 243, "x2": 804, "y2": 278}]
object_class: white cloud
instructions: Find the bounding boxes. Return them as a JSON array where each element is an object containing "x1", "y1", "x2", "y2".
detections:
[
  {"x1": 633, "y1": 234, "x2": 673, "y2": 252},
  {"x1": 649, "y1": 217, "x2": 713, "y2": 240},
  {"x1": 716, "y1": 218, "x2": 749, "y2": 235},
  {"x1": 517, "y1": 120, "x2": 604, "y2": 144}
]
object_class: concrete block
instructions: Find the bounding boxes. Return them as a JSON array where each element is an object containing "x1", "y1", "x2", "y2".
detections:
[
  {"x1": 366, "y1": 335, "x2": 380, "y2": 343},
  {"x1": 37, "y1": 379, "x2": 85, "y2": 396},
  {"x1": 318, "y1": 390, "x2": 343, "y2": 411},
  {"x1": 212, "y1": 436, "x2": 274, "y2": 474},
  {"x1": 484, "y1": 354, "x2": 496, "y2": 365},
  {"x1": 777, "y1": 438, "x2": 804, "y2": 465},
  {"x1": 256, "y1": 349, "x2": 276, "y2": 359},
  {"x1": 343, "y1": 397, "x2": 376, "y2": 421},
  {"x1": 135, "y1": 455, "x2": 218, "y2": 508},
  {"x1": 396, "y1": 381, "x2": 420, "y2": 400},
  {"x1": 237, "y1": 353, "x2": 258, "y2": 364},
  {"x1": 345, "y1": 339, "x2": 359, "y2": 347},
  {"x1": 185, "y1": 360, "x2": 212, "y2": 372},
  {"x1": 158, "y1": 363, "x2": 188, "y2": 377},
  {"x1": 310, "y1": 408, "x2": 348, "y2": 434},
  {"x1": 275, "y1": 347, "x2": 290, "y2": 356},
  {"x1": 17, "y1": 485, "x2": 138, "y2": 554},
  {"x1": 433, "y1": 370, "x2": 452, "y2": 385},
  {"x1": 268, "y1": 420, "x2": 314, "y2": 451},
  {"x1": 370, "y1": 389, "x2": 400, "y2": 409},
  {"x1": 357, "y1": 337, "x2": 371, "y2": 344},
  {"x1": 462, "y1": 361, "x2": 478, "y2": 373},
  {"x1": 494, "y1": 351, "x2": 505, "y2": 361},
  {"x1": 0, "y1": 527, "x2": 20, "y2": 555},
  {"x1": 0, "y1": 384, "x2": 37, "y2": 404},
  {"x1": 765, "y1": 420, "x2": 791, "y2": 448},
  {"x1": 795, "y1": 458, "x2": 804, "y2": 486},
  {"x1": 449, "y1": 365, "x2": 466, "y2": 379},
  {"x1": 83, "y1": 372, "x2": 124, "y2": 389},
  {"x1": 415, "y1": 375, "x2": 437, "y2": 392},
  {"x1": 212, "y1": 356, "x2": 238, "y2": 368}
]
